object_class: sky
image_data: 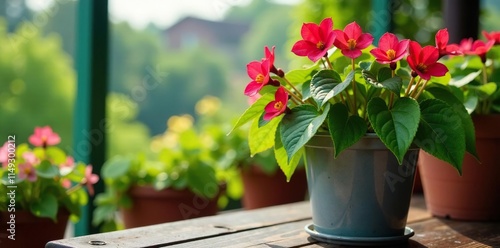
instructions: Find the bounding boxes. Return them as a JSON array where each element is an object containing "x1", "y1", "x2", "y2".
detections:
[{"x1": 26, "y1": 0, "x2": 301, "y2": 29}]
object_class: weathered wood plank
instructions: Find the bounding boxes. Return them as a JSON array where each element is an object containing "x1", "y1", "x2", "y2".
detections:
[{"x1": 46, "y1": 202, "x2": 312, "y2": 248}]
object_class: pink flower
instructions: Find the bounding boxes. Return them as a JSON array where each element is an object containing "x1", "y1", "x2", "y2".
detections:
[
  {"x1": 18, "y1": 152, "x2": 39, "y2": 182},
  {"x1": 468, "y1": 39, "x2": 495, "y2": 62},
  {"x1": 61, "y1": 179, "x2": 72, "y2": 189},
  {"x1": 370, "y1": 32, "x2": 409, "y2": 64},
  {"x1": 28, "y1": 126, "x2": 61, "y2": 147},
  {"x1": 83, "y1": 165, "x2": 99, "y2": 196},
  {"x1": 264, "y1": 87, "x2": 288, "y2": 121},
  {"x1": 264, "y1": 46, "x2": 275, "y2": 67},
  {"x1": 248, "y1": 93, "x2": 261, "y2": 105},
  {"x1": 482, "y1": 30, "x2": 500, "y2": 45},
  {"x1": 435, "y1": 28, "x2": 462, "y2": 58},
  {"x1": 291, "y1": 18, "x2": 336, "y2": 62},
  {"x1": 333, "y1": 22, "x2": 374, "y2": 59},
  {"x1": 60, "y1": 156, "x2": 75, "y2": 176},
  {"x1": 458, "y1": 38, "x2": 474, "y2": 53},
  {"x1": 244, "y1": 59, "x2": 271, "y2": 97},
  {"x1": 0, "y1": 142, "x2": 9, "y2": 168},
  {"x1": 407, "y1": 41, "x2": 448, "y2": 80}
]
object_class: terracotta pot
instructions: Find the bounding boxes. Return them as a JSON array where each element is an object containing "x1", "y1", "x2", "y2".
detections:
[
  {"x1": 241, "y1": 165, "x2": 308, "y2": 209},
  {"x1": 0, "y1": 210, "x2": 68, "y2": 248},
  {"x1": 121, "y1": 185, "x2": 220, "y2": 228},
  {"x1": 419, "y1": 114, "x2": 500, "y2": 221}
]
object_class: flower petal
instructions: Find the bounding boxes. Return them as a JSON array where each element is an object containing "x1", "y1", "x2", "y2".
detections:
[
  {"x1": 301, "y1": 22, "x2": 320, "y2": 43},
  {"x1": 244, "y1": 81, "x2": 263, "y2": 96},
  {"x1": 356, "y1": 33, "x2": 374, "y2": 49},
  {"x1": 426, "y1": 62, "x2": 449, "y2": 78},
  {"x1": 246, "y1": 61, "x2": 262, "y2": 79},
  {"x1": 344, "y1": 22, "x2": 361, "y2": 39},
  {"x1": 342, "y1": 49, "x2": 362, "y2": 59}
]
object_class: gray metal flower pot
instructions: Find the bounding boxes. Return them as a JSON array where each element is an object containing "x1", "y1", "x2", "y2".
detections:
[{"x1": 304, "y1": 134, "x2": 418, "y2": 243}]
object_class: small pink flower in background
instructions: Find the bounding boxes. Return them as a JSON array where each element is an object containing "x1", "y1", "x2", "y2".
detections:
[
  {"x1": 244, "y1": 59, "x2": 271, "y2": 97},
  {"x1": 61, "y1": 179, "x2": 72, "y2": 189},
  {"x1": 458, "y1": 38, "x2": 474, "y2": 54},
  {"x1": 83, "y1": 165, "x2": 99, "y2": 196},
  {"x1": 248, "y1": 93, "x2": 261, "y2": 105},
  {"x1": 482, "y1": 31, "x2": 500, "y2": 45},
  {"x1": 407, "y1": 41, "x2": 448, "y2": 80},
  {"x1": 468, "y1": 39, "x2": 495, "y2": 62},
  {"x1": 264, "y1": 87, "x2": 289, "y2": 121},
  {"x1": 28, "y1": 126, "x2": 61, "y2": 147},
  {"x1": 370, "y1": 32, "x2": 409, "y2": 64},
  {"x1": 435, "y1": 28, "x2": 462, "y2": 58},
  {"x1": 292, "y1": 17, "x2": 336, "y2": 62},
  {"x1": 0, "y1": 142, "x2": 8, "y2": 168},
  {"x1": 18, "y1": 152, "x2": 39, "y2": 182},
  {"x1": 60, "y1": 156, "x2": 75, "y2": 176},
  {"x1": 333, "y1": 22, "x2": 374, "y2": 59}
]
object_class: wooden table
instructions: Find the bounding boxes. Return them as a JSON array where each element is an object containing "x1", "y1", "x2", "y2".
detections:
[{"x1": 46, "y1": 195, "x2": 500, "y2": 247}]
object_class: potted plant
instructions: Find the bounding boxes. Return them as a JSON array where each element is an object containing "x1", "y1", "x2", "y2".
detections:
[
  {"x1": 92, "y1": 114, "x2": 225, "y2": 231},
  {"x1": 418, "y1": 30, "x2": 500, "y2": 220},
  {"x1": 0, "y1": 126, "x2": 99, "y2": 248},
  {"x1": 230, "y1": 18, "x2": 476, "y2": 245}
]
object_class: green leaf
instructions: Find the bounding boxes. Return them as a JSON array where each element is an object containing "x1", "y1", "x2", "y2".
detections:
[
  {"x1": 469, "y1": 82, "x2": 498, "y2": 100},
  {"x1": 285, "y1": 66, "x2": 318, "y2": 84},
  {"x1": 426, "y1": 87, "x2": 478, "y2": 159},
  {"x1": 377, "y1": 67, "x2": 393, "y2": 82},
  {"x1": 229, "y1": 93, "x2": 274, "y2": 133},
  {"x1": 362, "y1": 69, "x2": 402, "y2": 95},
  {"x1": 102, "y1": 156, "x2": 132, "y2": 179},
  {"x1": 45, "y1": 147, "x2": 66, "y2": 164},
  {"x1": 274, "y1": 131, "x2": 303, "y2": 181},
  {"x1": 414, "y1": 99, "x2": 466, "y2": 174},
  {"x1": 280, "y1": 104, "x2": 330, "y2": 162},
  {"x1": 30, "y1": 193, "x2": 58, "y2": 221},
  {"x1": 367, "y1": 97, "x2": 420, "y2": 164},
  {"x1": 36, "y1": 160, "x2": 60, "y2": 178},
  {"x1": 327, "y1": 103, "x2": 367, "y2": 157},
  {"x1": 249, "y1": 114, "x2": 283, "y2": 155},
  {"x1": 187, "y1": 163, "x2": 217, "y2": 198},
  {"x1": 449, "y1": 69, "x2": 482, "y2": 87},
  {"x1": 311, "y1": 70, "x2": 354, "y2": 107}
]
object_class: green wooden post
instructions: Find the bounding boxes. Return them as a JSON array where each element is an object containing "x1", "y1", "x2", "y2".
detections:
[
  {"x1": 371, "y1": 0, "x2": 394, "y2": 45},
  {"x1": 73, "y1": 0, "x2": 108, "y2": 235}
]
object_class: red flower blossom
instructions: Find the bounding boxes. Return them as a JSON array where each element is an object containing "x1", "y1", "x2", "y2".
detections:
[
  {"x1": 264, "y1": 87, "x2": 288, "y2": 121},
  {"x1": 244, "y1": 59, "x2": 271, "y2": 97},
  {"x1": 458, "y1": 38, "x2": 473, "y2": 53},
  {"x1": 291, "y1": 17, "x2": 336, "y2": 62},
  {"x1": 264, "y1": 46, "x2": 275, "y2": 66},
  {"x1": 370, "y1": 32, "x2": 409, "y2": 64},
  {"x1": 83, "y1": 165, "x2": 99, "y2": 196},
  {"x1": 469, "y1": 39, "x2": 495, "y2": 61},
  {"x1": 28, "y1": 126, "x2": 61, "y2": 147},
  {"x1": 0, "y1": 142, "x2": 8, "y2": 168},
  {"x1": 407, "y1": 41, "x2": 448, "y2": 80},
  {"x1": 482, "y1": 30, "x2": 500, "y2": 45},
  {"x1": 333, "y1": 22, "x2": 374, "y2": 59},
  {"x1": 435, "y1": 28, "x2": 462, "y2": 57}
]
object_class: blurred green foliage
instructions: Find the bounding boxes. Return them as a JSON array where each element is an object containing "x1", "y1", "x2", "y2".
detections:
[{"x1": 0, "y1": 19, "x2": 75, "y2": 148}]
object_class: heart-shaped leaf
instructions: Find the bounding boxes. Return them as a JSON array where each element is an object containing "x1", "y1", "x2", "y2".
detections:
[
  {"x1": 426, "y1": 87, "x2": 478, "y2": 159},
  {"x1": 311, "y1": 70, "x2": 354, "y2": 107},
  {"x1": 414, "y1": 99, "x2": 466, "y2": 174},
  {"x1": 367, "y1": 97, "x2": 420, "y2": 164},
  {"x1": 280, "y1": 104, "x2": 330, "y2": 162},
  {"x1": 36, "y1": 160, "x2": 60, "y2": 178},
  {"x1": 327, "y1": 103, "x2": 367, "y2": 157},
  {"x1": 30, "y1": 193, "x2": 58, "y2": 221},
  {"x1": 274, "y1": 131, "x2": 304, "y2": 181},
  {"x1": 249, "y1": 114, "x2": 283, "y2": 155},
  {"x1": 362, "y1": 69, "x2": 402, "y2": 95}
]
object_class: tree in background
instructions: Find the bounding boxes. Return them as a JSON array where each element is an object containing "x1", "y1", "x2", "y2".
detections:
[{"x1": 0, "y1": 19, "x2": 75, "y2": 148}]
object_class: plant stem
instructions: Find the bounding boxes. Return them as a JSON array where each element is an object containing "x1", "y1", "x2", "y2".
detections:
[
  {"x1": 482, "y1": 62, "x2": 488, "y2": 85},
  {"x1": 410, "y1": 78, "x2": 423, "y2": 98},
  {"x1": 389, "y1": 69, "x2": 396, "y2": 109},
  {"x1": 405, "y1": 76, "x2": 416, "y2": 96},
  {"x1": 413, "y1": 80, "x2": 429, "y2": 100},
  {"x1": 351, "y1": 58, "x2": 357, "y2": 115},
  {"x1": 282, "y1": 76, "x2": 303, "y2": 100},
  {"x1": 282, "y1": 87, "x2": 302, "y2": 105},
  {"x1": 324, "y1": 55, "x2": 333, "y2": 70}
]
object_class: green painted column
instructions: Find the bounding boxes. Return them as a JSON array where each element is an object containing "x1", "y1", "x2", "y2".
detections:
[
  {"x1": 73, "y1": 0, "x2": 108, "y2": 235},
  {"x1": 370, "y1": 0, "x2": 394, "y2": 45}
]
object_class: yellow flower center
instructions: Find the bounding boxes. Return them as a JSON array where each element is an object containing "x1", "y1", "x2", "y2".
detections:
[
  {"x1": 416, "y1": 63, "x2": 427, "y2": 73},
  {"x1": 316, "y1": 41, "x2": 325, "y2": 50},
  {"x1": 274, "y1": 101, "x2": 283, "y2": 110},
  {"x1": 347, "y1": 39, "x2": 357, "y2": 49},
  {"x1": 386, "y1": 49, "x2": 396, "y2": 60},
  {"x1": 255, "y1": 74, "x2": 265, "y2": 83}
]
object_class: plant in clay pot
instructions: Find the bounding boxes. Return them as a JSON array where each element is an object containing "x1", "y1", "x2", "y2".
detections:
[
  {"x1": 0, "y1": 126, "x2": 99, "y2": 247},
  {"x1": 418, "y1": 29, "x2": 500, "y2": 221},
  {"x1": 92, "y1": 113, "x2": 228, "y2": 232},
  {"x1": 230, "y1": 17, "x2": 477, "y2": 245}
]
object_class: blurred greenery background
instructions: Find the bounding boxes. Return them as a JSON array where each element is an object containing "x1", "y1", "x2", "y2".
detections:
[{"x1": 1, "y1": 0, "x2": 499, "y2": 159}]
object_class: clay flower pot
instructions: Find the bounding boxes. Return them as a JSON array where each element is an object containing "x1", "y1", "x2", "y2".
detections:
[
  {"x1": 419, "y1": 115, "x2": 500, "y2": 220},
  {"x1": 121, "y1": 185, "x2": 220, "y2": 228},
  {"x1": 240, "y1": 165, "x2": 308, "y2": 209}
]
